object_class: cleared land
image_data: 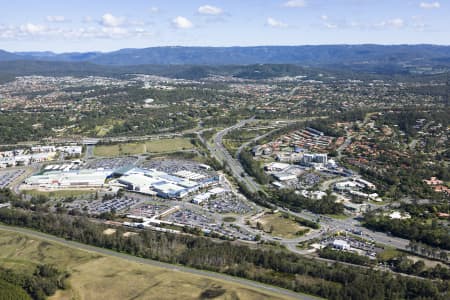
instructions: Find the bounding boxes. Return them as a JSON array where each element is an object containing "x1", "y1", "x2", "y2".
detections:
[
  {"x1": 94, "y1": 142, "x2": 145, "y2": 156},
  {"x1": 94, "y1": 138, "x2": 194, "y2": 157},
  {"x1": 257, "y1": 213, "x2": 308, "y2": 239},
  {"x1": 21, "y1": 189, "x2": 96, "y2": 198},
  {"x1": 0, "y1": 229, "x2": 295, "y2": 300},
  {"x1": 145, "y1": 137, "x2": 194, "y2": 153}
]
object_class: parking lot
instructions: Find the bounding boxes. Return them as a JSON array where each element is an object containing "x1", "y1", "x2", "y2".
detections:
[
  {"x1": 202, "y1": 194, "x2": 254, "y2": 214},
  {"x1": 140, "y1": 159, "x2": 216, "y2": 178},
  {"x1": 64, "y1": 195, "x2": 145, "y2": 215},
  {"x1": 164, "y1": 207, "x2": 255, "y2": 241},
  {"x1": 0, "y1": 169, "x2": 25, "y2": 188},
  {"x1": 166, "y1": 209, "x2": 215, "y2": 226},
  {"x1": 85, "y1": 157, "x2": 138, "y2": 169},
  {"x1": 299, "y1": 172, "x2": 322, "y2": 188},
  {"x1": 129, "y1": 203, "x2": 170, "y2": 218},
  {"x1": 320, "y1": 233, "x2": 382, "y2": 258}
]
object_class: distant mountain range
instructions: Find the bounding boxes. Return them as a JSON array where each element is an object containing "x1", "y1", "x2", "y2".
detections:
[{"x1": 1, "y1": 45, "x2": 450, "y2": 67}]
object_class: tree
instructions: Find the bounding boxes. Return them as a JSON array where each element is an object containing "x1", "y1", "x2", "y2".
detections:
[{"x1": 439, "y1": 251, "x2": 448, "y2": 262}]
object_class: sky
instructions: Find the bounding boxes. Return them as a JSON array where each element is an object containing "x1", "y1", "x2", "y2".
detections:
[{"x1": 0, "y1": 0, "x2": 448, "y2": 52}]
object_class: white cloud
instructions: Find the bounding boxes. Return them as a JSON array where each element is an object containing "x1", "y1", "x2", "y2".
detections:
[
  {"x1": 20, "y1": 23, "x2": 46, "y2": 35},
  {"x1": 283, "y1": 0, "x2": 307, "y2": 8},
  {"x1": 198, "y1": 5, "x2": 223, "y2": 15},
  {"x1": 324, "y1": 22, "x2": 338, "y2": 29},
  {"x1": 375, "y1": 18, "x2": 405, "y2": 29},
  {"x1": 267, "y1": 17, "x2": 288, "y2": 28},
  {"x1": 46, "y1": 16, "x2": 66, "y2": 23},
  {"x1": 387, "y1": 18, "x2": 404, "y2": 28},
  {"x1": 172, "y1": 16, "x2": 193, "y2": 29},
  {"x1": 319, "y1": 15, "x2": 340, "y2": 29},
  {"x1": 150, "y1": 7, "x2": 159, "y2": 13},
  {"x1": 0, "y1": 22, "x2": 151, "y2": 40},
  {"x1": 101, "y1": 13, "x2": 125, "y2": 27},
  {"x1": 420, "y1": 2, "x2": 440, "y2": 9}
]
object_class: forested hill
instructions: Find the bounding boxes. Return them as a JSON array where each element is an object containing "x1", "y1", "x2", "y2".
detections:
[
  {"x1": 2, "y1": 44, "x2": 450, "y2": 67},
  {"x1": 0, "y1": 61, "x2": 336, "y2": 82}
]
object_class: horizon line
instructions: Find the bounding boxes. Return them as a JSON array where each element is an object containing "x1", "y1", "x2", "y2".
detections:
[{"x1": 3, "y1": 43, "x2": 450, "y2": 55}]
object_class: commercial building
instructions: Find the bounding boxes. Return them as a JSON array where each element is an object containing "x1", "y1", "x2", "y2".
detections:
[
  {"x1": 25, "y1": 169, "x2": 112, "y2": 188},
  {"x1": 264, "y1": 162, "x2": 290, "y2": 172},
  {"x1": 1, "y1": 152, "x2": 56, "y2": 168},
  {"x1": 354, "y1": 178, "x2": 376, "y2": 190},
  {"x1": 273, "y1": 173, "x2": 297, "y2": 181},
  {"x1": 332, "y1": 239, "x2": 350, "y2": 250},
  {"x1": 300, "y1": 153, "x2": 328, "y2": 166},
  {"x1": 117, "y1": 167, "x2": 219, "y2": 199},
  {"x1": 57, "y1": 145, "x2": 83, "y2": 155}
]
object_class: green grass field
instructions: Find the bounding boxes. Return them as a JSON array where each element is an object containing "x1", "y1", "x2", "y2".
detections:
[
  {"x1": 22, "y1": 189, "x2": 96, "y2": 199},
  {"x1": 94, "y1": 143, "x2": 145, "y2": 156},
  {"x1": 258, "y1": 213, "x2": 307, "y2": 239},
  {"x1": 94, "y1": 138, "x2": 195, "y2": 157},
  {"x1": 0, "y1": 230, "x2": 293, "y2": 300},
  {"x1": 377, "y1": 247, "x2": 402, "y2": 261},
  {"x1": 222, "y1": 216, "x2": 237, "y2": 222},
  {"x1": 145, "y1": 137, "x2": 194, "y2": 153}
]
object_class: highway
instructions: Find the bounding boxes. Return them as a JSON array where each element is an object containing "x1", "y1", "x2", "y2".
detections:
[
  {"x1": 208, "y1": 118, "x2": 412, "y2": 253},
  {"x1": 207, "y1": 117, "x2": 263, "y2": 194},
  {"x1": 0, "y1": 225, "x2": 319, "y2": 300}
]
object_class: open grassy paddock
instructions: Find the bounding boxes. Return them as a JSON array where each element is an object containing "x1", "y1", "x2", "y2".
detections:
[
  {"x1": 257, "y1": 213, "x2": 308, "y2": 239},
  {"x1": 93, "y1": 137, "x2": 195, "y2": 157},
  {"x1": 145, "y1": 137, "x2": 194, "y2": 153},
  {"x1": 0, "y1": 230, "x2": 294, "y2": 300},
  {"x1": 21, "y1": 189, "x2": 96, "y2": 199},
  {"x1": 94, "y1": 142, "x2": 145, "y2": 156}
]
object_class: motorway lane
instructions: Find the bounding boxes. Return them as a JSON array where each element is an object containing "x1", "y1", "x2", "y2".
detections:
[
  {"x1": 0, "y1": 225, "x2": 320, "y2": 300},
  {"x1": 207, "y1": 118, "x2": 410, "y2": 252},
  {"x1": 208, "y1": 117, "x2": 262, "y2": 194}
]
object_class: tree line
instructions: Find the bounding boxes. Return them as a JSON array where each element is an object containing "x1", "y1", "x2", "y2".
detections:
[
  {"x1": 0, "y1": 264, "x2": 68, "y2": 300},
  {"x1": 0, "y1": 208, "x2": 447, "y2": 300},
  {"x1": 363, "y1": 212, "x2": 450, "y2": 250}
]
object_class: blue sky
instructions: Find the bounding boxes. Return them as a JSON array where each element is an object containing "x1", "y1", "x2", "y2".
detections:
[{"x1": 0, "y1": 0, "x2": 448, "y2": 52}]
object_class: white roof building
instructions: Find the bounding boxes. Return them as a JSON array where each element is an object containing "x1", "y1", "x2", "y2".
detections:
[
  {"x1": 265, "y1": 162, "x2": 290, "y2": 172},
  {"x1": 25, "y1": 169, "x2": 112, "y2": 188},
  {"x1": 332, "y1": 239, "x2": 350, "y2": 250}
]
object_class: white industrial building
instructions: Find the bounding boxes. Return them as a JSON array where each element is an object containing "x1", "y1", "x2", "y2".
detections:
[
  {"x1": 31, "y1": 146, "x2": 56, "y2": 153},
  {"x1": 192, "y1": 187, "x2": 226, "y2": 205},
  {"x1": 117, "y1": 167, "x2": 219, "y2": 199},
  {"x1": 264, "y1": 162, "x2": 290, "y2": 172},
  {"x1": 334, "y1": 181, "x2": 363, "y2": 191},
  {"x1": 25, "y1": 169, "x2": 112, "y2": 188},
  {"x1": 354, "y1": 178, "x2": 376, "y2": 190},
  {"x1": 273, "y1": 173, "x2": 297, "y2": 181},
  {"x1": 332, "y1": 239, "x2": 351, "y2": 250},
  {"x1": 173, "y1": 170, "x2": 206, "y2": 181},
  {"x1": 0, "y1": 152, "x2": 55, "y2": 167},
  {"x1": 57, "y1": 145, "x2": 83, "y2": 155}
]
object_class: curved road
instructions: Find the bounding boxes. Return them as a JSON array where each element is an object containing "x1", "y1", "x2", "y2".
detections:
[{"x1": 0, "y1": 224, "x2": 319, "y2": 300}]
